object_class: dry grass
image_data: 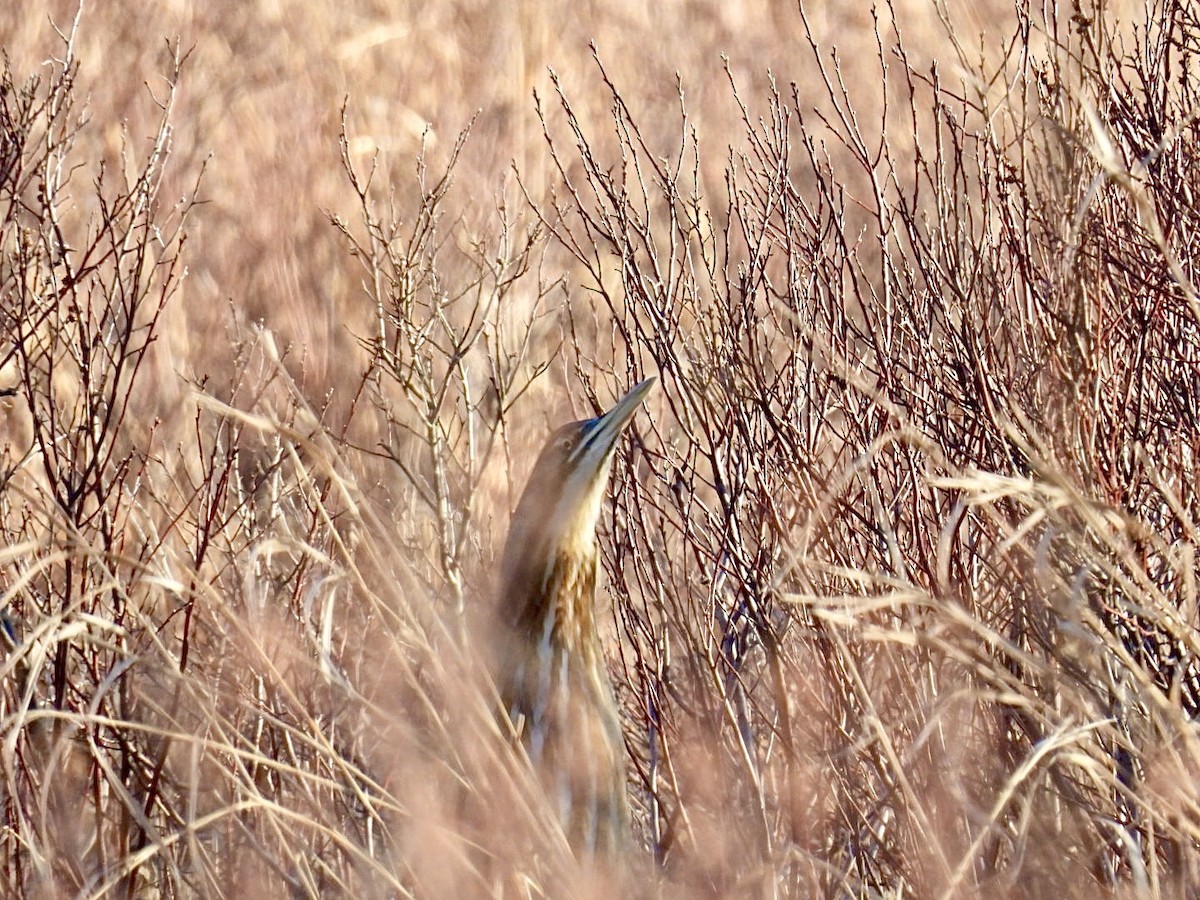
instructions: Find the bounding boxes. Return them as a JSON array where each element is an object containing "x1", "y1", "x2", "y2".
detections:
[{"x1": 3, "y1": 0, "x2": 1200, "y2": 896}]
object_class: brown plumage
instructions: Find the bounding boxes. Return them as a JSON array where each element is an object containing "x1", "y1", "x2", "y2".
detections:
[{"x1": 495, "y1": 377, "x2": 654, "y2": 857}]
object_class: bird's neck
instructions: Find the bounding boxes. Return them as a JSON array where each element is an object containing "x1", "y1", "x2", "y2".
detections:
[
  {"x1": 541, "y1": 544, "x2": 600, "y2": 654},
  {"x1": 498, "y1": 539, "x2": 609, "y2": 709},
  {"x1": 501, "y1": 542, "x2": 599, "y2": 651}
]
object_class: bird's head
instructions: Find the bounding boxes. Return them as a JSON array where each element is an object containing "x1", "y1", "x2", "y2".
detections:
[{"x1": 501, "y1": 377, "x2": 655, "y2": 599}]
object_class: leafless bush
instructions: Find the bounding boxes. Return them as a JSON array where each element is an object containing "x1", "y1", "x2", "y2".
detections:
[
  {"x1": 524, "y1": 1, "x2": 1200, "y2": 895},
  {"x1": 0, "y1": 27, "x2": 406, "y2": 899},
  {"x1": 2, "y1": 1, "x2": 1200, "y2": 897}
]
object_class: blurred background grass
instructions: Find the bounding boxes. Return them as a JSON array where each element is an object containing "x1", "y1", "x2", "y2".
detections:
[
  {"x1": 2, "y1": 0, "x2": 1015, "y2": 407},
  {"x1": 6, "y1": 1, "x2": 1200, "y2": 896}
]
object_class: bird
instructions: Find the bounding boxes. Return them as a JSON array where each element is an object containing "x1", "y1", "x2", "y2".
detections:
[{"x1": 493, "y1": 376, "x2": 655, "y2": 859}]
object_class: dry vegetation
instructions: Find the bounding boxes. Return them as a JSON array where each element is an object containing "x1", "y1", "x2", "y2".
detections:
[{"x1": 2, "y1": 0, "x2": 1200, "y2": 896}]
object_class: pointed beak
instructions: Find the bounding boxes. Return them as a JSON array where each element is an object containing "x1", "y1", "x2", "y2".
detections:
[{"x1": 581, "y1": 376, "x2": 656, "y2": 461}]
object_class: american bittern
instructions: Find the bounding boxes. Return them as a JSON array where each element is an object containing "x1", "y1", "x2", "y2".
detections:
[{"x1": 495, "y1": 377, "x2": 654, "y2": 857}]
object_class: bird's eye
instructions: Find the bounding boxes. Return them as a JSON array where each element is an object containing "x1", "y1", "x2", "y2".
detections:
[{"x1": 558, "y1": 434, "x2": 577, "y2": 454}]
